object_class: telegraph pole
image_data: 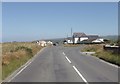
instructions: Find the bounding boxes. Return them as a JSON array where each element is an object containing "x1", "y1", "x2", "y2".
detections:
[
  {"x1": 71, "y1": 28, "x2": 74, "y2": 44},
  {"x1": 71, "y1": 28, "x2": 72, "y2": 37}
]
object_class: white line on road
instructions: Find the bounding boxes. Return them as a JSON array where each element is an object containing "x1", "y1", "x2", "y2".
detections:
[
  {"x1": 73, "y1": 66, "x2": 88, "y2": 84},
  {"x1": 65, "y1": 56, "x2": 72, "y2": 64},
  {"x1": 63, "y1": 52, "x2": 65, "y2": 55},
  {"x1": 8, "y1": 61, "x2": 32, "y2": 82}
]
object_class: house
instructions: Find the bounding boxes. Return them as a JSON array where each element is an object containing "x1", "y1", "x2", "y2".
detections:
[
  {"x1": 73, "y1": 32, "x2": 86, "y2": 37},
  {"x1": 92, "y1": 38, "x2": 104, "y2": 43},
  {"x1": 65, "y1": 37, "x2": 73, "y2": 44},
  {"x1": 37, "y1": 41, "x2": 47, "y2": 47},
  {"x1": 65, "y1": 32, "x2": 104, "y2": 44},
  {"x1": 47, "y1": 41, "x2": 53, "y2": 45},
  {"x1": 87, "y1": 35, "x2": 99, "y2": 40},
  {"x1": 73, "y1": 32, "x2": 100, "y2": 44},
  {"x1": 73, "y1": 32, "x2": 88, "y2": 43}
]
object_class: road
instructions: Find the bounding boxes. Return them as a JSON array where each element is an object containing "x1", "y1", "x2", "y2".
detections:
[{"x1": 4, "y1": 46, "x2": 119, "y2": 83}]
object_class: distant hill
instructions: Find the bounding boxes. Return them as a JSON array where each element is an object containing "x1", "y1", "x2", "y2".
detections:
[{"x1": 101, "y1": 35, "x2": 118, "y2": 41}]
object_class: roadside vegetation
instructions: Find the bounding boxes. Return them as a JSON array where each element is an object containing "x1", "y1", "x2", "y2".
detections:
[
  {"x1": 82, "y1": 44, "x2": 120, "y2": 66},
  {"x1": 2, "y1": 42, "x2": 43, "y2": 79},
  {"x1": 64, "y1": 44, "x2": 81, "y2": 47}
]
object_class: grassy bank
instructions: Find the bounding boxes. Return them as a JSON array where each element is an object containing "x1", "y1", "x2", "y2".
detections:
[
  {"x1": 2, "y1": 42, "x2": 43, "y2": 79},
  {"x1": 82, "y1": 44, "x2": 120, "y2": 66},
  {"x1": 64, "y1": 44, "x2": 81, "y2": 47}
]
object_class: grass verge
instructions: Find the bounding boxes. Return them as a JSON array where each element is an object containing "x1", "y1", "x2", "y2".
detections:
[
  {"x1": 2, "y1": 42, "x2": 43, "y2": 79},
  {"x1": 82, "y1": 44, "x2": 120, "y2": 66},
  {"x1": 64, "y1": 44, "x2": 81, "y2": 47}
]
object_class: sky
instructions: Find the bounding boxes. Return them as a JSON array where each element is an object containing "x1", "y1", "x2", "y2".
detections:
[
  {"x1": 0, "y1": 2, "x2": 2, "y2": 43},
  {"x1": 1, "y1": 0, "x2": 120, "y2": 2},
  {"x1": 2, "y1": 2, "x2": 118, "y2": 42}
]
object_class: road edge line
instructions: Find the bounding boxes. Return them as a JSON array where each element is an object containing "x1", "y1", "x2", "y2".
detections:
[
  {"x1": 80, "y1": 51, "x2": 118, "y2": 68},
  {"x1": 99, "y1": 59, "x2": 118, "y2": 68}
]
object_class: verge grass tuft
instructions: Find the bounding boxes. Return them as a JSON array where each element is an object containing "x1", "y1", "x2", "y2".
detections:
[
  {"x1": 2, "y1": 42, "x2": 43, "y2": 79},
  {"x1": 82, "y1": 44, "x2": 120, "y2": 66}
]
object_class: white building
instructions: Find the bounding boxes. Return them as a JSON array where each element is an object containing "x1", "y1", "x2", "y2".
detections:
[
  {"x1": 92, "y1": 38, "x2": 104, "y2": 43},
  {"x1": 47, "y1": 41, "x2": 53, "y2": 45},
  {"x1": 37, "y1": 41, "x2": 47, "y2": 47},
  {"x1": 67, "y1": 40, "x2": 73, "y2": 44},
  {"x1": 65, "y1": 32, "x2": 104, "y2": 44},
  {"x1": 80, "y1": 37, "x2": 88, "y2": 41},
  {"x1": 73, "y1": 32, "x2": 88, "y2": 43},
  {"x1": 66, "y1": 37, "x2": 73, "y2": 44}
]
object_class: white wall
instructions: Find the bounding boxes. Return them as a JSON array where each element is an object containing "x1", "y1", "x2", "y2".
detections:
[
  {"x1": 73, "y1": 37, "x2": 88, "y2": 44},
  {"x1": 74, "y1": 38, "x2": 79, "y2": 43},
  {"x1": 80, "y1": 37, "x2": 88, "y2": 41},
  {"x1": 67, "y1": 40, "x2": 73, "y2": 44},
  {"x1": 38, "y1": 41, "x2": 47, "y2": 47},
  {"x1": 92, "y1": 38, "x2": 104, "y2": 43},
  {"x1": 98, "y1": 38, "x2": 104, "y2": 42}
]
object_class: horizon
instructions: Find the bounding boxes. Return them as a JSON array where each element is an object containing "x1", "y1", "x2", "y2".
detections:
[
  {"x1": 1, "y1": 34, "x2": 118, "y2": 43},
  {"x1": 2, "y1": 2, "x2": 118, "y2": 42}
]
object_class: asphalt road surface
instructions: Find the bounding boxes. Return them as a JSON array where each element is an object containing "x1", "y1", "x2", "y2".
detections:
[{"x1": 5, "y1": 46, "x2": 119, "y2": 83}]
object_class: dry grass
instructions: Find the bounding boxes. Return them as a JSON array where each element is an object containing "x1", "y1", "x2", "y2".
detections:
[
  {"x1": 64, "y1": 44, "x2": 81, "y2": 47},
  {"x1": 2, "y1": 50, "x2": 27, "y2": 65},
  {"x1": 82, "y1": 44, "x2": 120, "y2": 66},
  {"x1": 2, "y1": 42, "x2": 43, "y2": 79},
  {"x1": 81, "y1": 44, "x2": 103, "y2": 52}
]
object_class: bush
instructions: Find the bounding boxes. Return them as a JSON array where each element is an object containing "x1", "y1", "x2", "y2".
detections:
[{"x1": 15, "y1": 46, "x2": 33, "y2": 57}]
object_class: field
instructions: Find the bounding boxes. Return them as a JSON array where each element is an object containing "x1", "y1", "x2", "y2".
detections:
[
  {"x1": 82, "y1": 44, "x2": 120, "y2": 66},
  {"x1": 2, "y1": 42, "x2": 43, "y2": 79}
]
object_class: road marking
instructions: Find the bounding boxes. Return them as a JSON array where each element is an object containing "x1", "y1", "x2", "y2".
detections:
[
  {"x1": 65, "y1": 56, "x2": 72, "y2": 64},
  {"x1": 8, "y1": 61, "x2": 32, "y2": 82},
  {"x1": 73, "y1": 66, "x2": 88, "y2": 84},
  {"x1": 63, "y1": 52, "x2": 65, "y2": 55}
]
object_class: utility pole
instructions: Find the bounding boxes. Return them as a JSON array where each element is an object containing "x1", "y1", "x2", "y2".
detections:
[
  {"x1": 71, "y1": 28, "x2": 72, "y2": 37},
  {"x1": 71, "y1": 28, "x2": 74, "y2": 44}
]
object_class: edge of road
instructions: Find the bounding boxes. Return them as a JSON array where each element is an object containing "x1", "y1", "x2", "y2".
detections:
[
  {"x1": 80, "y1": 51, "x2": 119, "y2": 68},
  {"x1": 2, "y1": 47, "x2": 47, "y2": 83}
]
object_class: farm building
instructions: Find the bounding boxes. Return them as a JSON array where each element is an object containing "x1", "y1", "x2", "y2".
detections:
[
  {"x1": 37, "y1": 41, "x2": 47, "y2": 47},
  {"x1": 65, "y1": 32, "x2": 104, "y2": 44}
]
